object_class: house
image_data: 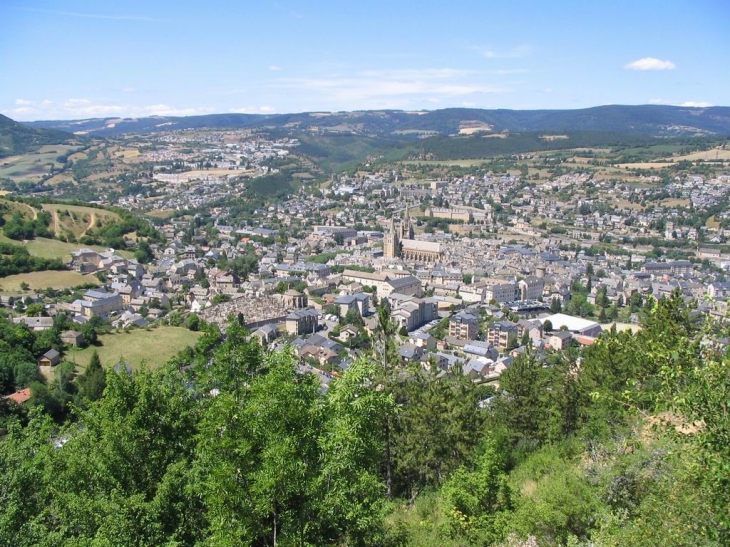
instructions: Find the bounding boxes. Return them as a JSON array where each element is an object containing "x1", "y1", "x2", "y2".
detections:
[
  {"x1": 285, "y1": 309, "x2": 319, "y2": 335},
  {"x1": 399, "y1": 342, "x2": 423, "y2": 363},
  {"x1": 112, "y1": 311, "x2": 148, "y2": 328},
  {"x1": 409, "y1": 332, "x2": 436, "y2": 350},
  {"x1": 13, "y1": 316, "x2": 54, "y2": 331},
  {"x1": 39, "y1": 349, "x2": 61, "y2": 366},
  {"x1": 338, "y1": 325, "x2": 361, "y2": 342},
  {"x1": 252, "y1": 324, "x2": 279, "y2": 346},
  {"x1": 517, "y1": 319, "x2": 543, "y2": 344},
  {"x1": 3, "y1": 387, "x2": 32, "y2": 405},
  {"x1": 548, "y1": 331, "x2": 573, "y2": 350},
  {"x1": 60, "y1": 330, "x2": 85, "y2": 347}
]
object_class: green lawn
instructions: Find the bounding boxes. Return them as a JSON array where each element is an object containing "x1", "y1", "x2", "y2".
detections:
[
  {"x1": 67, "y1": 327, "x2": 203, "y2": 372},
  {"x1": 0, "y1": 234, "x2": 133, "y2": 261},
  {"x1": 0, "y1": 270, "x2": 99, "y2": 294}
]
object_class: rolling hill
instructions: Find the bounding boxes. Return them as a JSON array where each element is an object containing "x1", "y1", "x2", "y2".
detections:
[
  {"x1": 25, "y1": 104, "x2": 730, "y2": 138},
  {"x1": 0, "y1": 114, "x2": 75, "y2": 158}
]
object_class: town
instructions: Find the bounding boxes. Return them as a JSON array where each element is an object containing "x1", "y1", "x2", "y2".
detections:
[{"x1": 3, "y1": 126, "x2": 730, "y2": 393}]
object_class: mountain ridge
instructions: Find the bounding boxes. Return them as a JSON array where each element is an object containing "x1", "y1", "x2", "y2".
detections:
[
  {"x1": 0, "y1": 113, "x2": 76, "y2": 158},
  {"x1": 23, "y1": 104, "x2": 730, "y2": 138}
]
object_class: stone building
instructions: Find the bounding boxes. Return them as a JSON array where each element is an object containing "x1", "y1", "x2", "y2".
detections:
[{"x1": 384, "y1": 208, "x2": 442, "y2": 262}]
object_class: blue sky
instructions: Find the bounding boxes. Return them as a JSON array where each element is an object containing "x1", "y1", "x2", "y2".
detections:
[{"x1": 1, "y1": 0, "x2": 728, "y2": 120}]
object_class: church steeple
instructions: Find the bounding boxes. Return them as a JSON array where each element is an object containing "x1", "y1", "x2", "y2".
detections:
[
  {"x1": 402, "y1": 207, "x2": 414, "y2": 240},
  {"x1": 384, "y1": 215, "x2": 399, "y2": 259}
]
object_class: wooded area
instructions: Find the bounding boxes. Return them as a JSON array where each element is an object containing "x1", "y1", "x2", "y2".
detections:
[{"x1": 0, "y1": 293, "x2": 728, "y2": 546}]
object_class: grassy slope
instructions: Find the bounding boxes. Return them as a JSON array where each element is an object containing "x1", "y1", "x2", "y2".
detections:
[
  {"x1": 0, "y1": 234, "x2": 132, "y2": 261},
  {"x1": 67, "y1": 327, "x2": 203, "y2": 371},
  {"x1": 0, "y1": 271, "x2": 99, "y2": 294}
]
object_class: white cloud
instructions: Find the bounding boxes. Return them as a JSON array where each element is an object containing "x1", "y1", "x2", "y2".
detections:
[
  {"x1": 272, "y1": 68, "x2": 504, "y2": 110},
  {"x1": 1, "y1": 99, "x2": 217, "y2": 120},
  {"x1": 230, "y1": 106, "x2": 278, "y2": 114},
  {"x1": 268, "y1": 65, "x2": 282, "y2": 71},
  {"x1": 649, "y1": 98, "x2": 713, "y2": 107},
  {"x1": 15, "y1": 99, "x2": 33, "y2": 105},
  {"x1": 680, "y1": 101, "x2": 713, "y2": 108},
  {"x1": 10, "y1": 107, "x2": 36, "y2": 115},
  {"x1": 624, "y1": 57, "x2": 676, "y2": 71},
  {"x1": 480, "y1": 45, "x2": 531, "y2": 59}
]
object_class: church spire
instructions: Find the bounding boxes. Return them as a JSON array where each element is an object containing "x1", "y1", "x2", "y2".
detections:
[{"x1": 403, "y1": 206, "x2": 414, "y2": 240}]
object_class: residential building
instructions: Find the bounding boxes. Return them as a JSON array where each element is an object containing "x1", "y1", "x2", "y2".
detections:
[
  {"x1": 449, "y1": 309, "x2": 479, "y2": 340},
  {"x1": 285, "y1": 309, "x2": 319, "y2": 335},
  {"x1": 487, "y1": 320, "x2": 518, "y2": 349}
]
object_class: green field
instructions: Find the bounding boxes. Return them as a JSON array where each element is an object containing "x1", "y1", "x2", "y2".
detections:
[
  {"x1": 0, "y1": 234, "x2": 132, "y2": 261},
  {"x1": 67, "y1": 327, "x2": 203, "y2": 371},
  {"x1": 0, "y1": 145, "x2": 80, "y2": 181},
  {"x1": 0, "y1": 270, "x2": 99, "y2": 294}
]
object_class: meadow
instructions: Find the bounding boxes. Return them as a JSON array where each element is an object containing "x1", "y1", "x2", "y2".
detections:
[
  {"x1": 0, "y1": 270, "x2": 99, "y2": 294},
  {"x1": 68, "y1": 326, "x2": 203, "y2": 371},
  {"x1": 0, "y1": 144, "x2": 79, "y2": 181}
]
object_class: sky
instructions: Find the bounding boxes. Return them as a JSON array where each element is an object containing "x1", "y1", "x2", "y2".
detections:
[{"x1": 1, "y1": 0, "x2": 728, "y2": 121}]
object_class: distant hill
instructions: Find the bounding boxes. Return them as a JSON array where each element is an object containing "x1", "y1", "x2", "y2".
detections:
[
  {"x1": 0, "y1": 114, "x2": 75, "y2": 158},
  {"x1": 27, "y1": 105, "x2": 730, "y2": 138},
  {"x1": 28, "y1": 113, "x2": 271, "y2": 137}
]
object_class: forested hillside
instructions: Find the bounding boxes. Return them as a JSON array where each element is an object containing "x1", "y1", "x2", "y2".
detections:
[
  {"x1": 27, "y1": 105, "x2": 730, "y2": 138},
  {"x1": 0, "y1": 293, "x2": 728, "y2": 546},
  {"x1": 0, "y1": 114, "x2": 74, "y2": 158}
]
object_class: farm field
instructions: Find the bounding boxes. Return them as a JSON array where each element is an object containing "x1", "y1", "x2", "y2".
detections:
[
  {"x1": 0, "y1": 234, "x2": 132, "y2": 261},
  {"x1": 0, "y1": 270, "x2": 99, "y2": 294},
  {"x1": 670, "y1": 148, "x2": 730, "y2": 162},
  {"x1": 0, "y1": 144, "x2": 79, "y2": 181},
  {"x1": 68, "y1": 327, "x2": 203, "y2": 371}
]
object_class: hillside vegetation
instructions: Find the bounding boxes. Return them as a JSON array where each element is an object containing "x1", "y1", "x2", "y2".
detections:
[
  {"x1": 0, "y1": 293, "x2": 727, "y2": 546},
  {"x1": 0, "y1": 114, "x2": 74, "y2": 158},
  {"x1": 27, "y1": 105, "x2": 730, "y2": 137}
]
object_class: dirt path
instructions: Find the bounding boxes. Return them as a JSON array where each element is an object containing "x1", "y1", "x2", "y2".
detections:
[
  {"x1": 22, "y1": 202, "x2": 38, "y2": 220},
  {"x1": 52, "y1": 210, "x2": 60, "y2": 237},
  {"x1": 80, "y1": 211, "x2": 96, "y2": 238}
]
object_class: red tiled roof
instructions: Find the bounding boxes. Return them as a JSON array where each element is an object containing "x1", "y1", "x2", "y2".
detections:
[{"x1": 4, "y1": 388, "x2": 32, "y2": 404}]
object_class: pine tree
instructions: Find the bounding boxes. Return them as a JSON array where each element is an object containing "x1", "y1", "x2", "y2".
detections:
[{"x1": 77, "y1": 350, "x2": 106, "y2": 402}]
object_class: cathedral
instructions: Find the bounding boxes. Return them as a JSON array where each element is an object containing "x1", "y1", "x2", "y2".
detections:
[{"x1": 384, "y1": 208, "x2": 442, "y2": 262}]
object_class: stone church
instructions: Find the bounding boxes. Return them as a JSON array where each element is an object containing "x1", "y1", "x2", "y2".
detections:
[{"x1": 384, "y1": 208, "x2": 441, "y2": 262}]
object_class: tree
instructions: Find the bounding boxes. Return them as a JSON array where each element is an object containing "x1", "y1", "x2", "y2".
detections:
[
  {"x1": 543, "y1": 320, "x2": 553, "y2": 333},
  {"x1": 184, "y1": 313, "x2": 200, "y2": 331},
  {"x1": 14, "y1": 361, "x2": 40, "y2": 390},
  {"x1": 442, "y1": 442, "x2": 511, "y2": 545},
  {"x1": 77, "y1": 350, "x2": 106, "y2": 402},
  {"x1": 24, "y1": 303, "x2": 44, "y2": 317},
  {"x1": 550, "y1": 297, "x2": 562, "y2": 313},
  {"x1": 392, "y1": 368, "x2": 486, "y2": 496}
]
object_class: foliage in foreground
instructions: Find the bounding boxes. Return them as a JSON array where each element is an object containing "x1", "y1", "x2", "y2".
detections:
[{"x1": 0, "y1": 292, "x2": 728, "y2": 546}]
